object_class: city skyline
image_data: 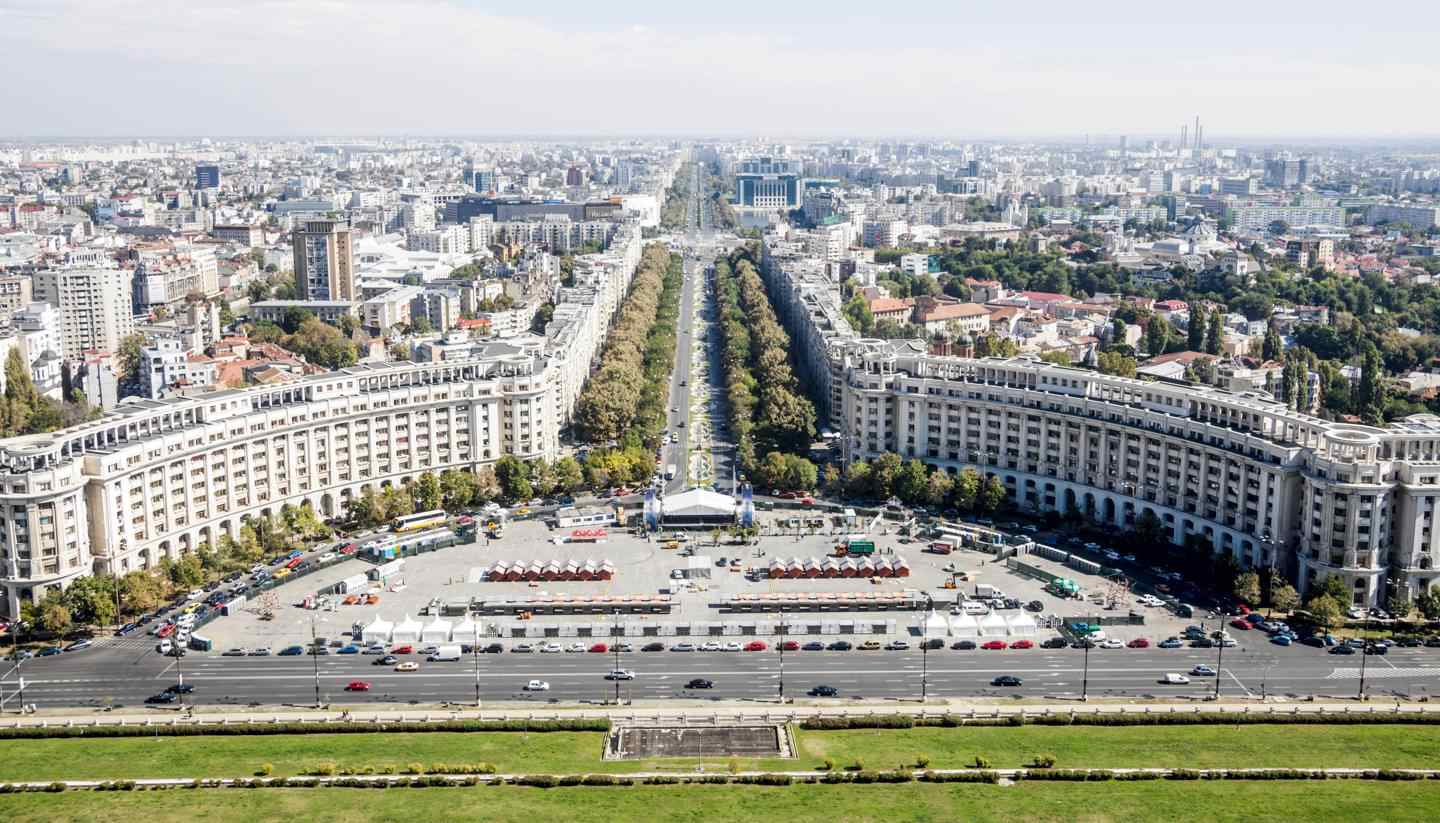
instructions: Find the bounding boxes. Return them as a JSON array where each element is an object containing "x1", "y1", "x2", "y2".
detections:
[{"x1": 3, "y1": 0, "x2": 1440, "y2": 139}]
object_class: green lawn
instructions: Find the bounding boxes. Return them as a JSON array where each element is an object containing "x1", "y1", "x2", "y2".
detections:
[
  {"x1": 0, "y1": 724, "x2": 1437, "y2": 781},
  {"x1": 3, "y1": 782, "x2": 1440, "y2": 823}
]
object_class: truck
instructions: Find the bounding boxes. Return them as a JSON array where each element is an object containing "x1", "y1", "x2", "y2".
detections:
[
  {"x1": 664, "y1": 464, "x2": 677, "y2": 481},
  {"x1": 426, "y1": 644, "x2": 462, "y2": 662},
  {"x1": 976, "y1": 583, "x2": 1004, "y2": 600}
]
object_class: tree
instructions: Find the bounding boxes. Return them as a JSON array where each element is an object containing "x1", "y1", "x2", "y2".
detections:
[
  {"x1": 529, "y1": 459, "x2": 558, "y2": 498},
  {"x1": 120, "y1": 570, "x2": 165, "y2": 615},
  {"x1": 844, "y1": 460, "x2": 872, "y2": 498},
  {"x1": 1262, "y1": 324, "x2": 1283, "y2": 362},
  {"x1": 1310, "y1": 574, "x2": 1350, "y2": 605},
  {"x1": 979, "y1": 475, "x2": 1008, "y2": 513},
  {"x1": 1415, "y1": 589, "x2": 1440, "y2": 621},
  {"x1": 822, "y1": 464, "x2": 843, "y2": 495},
  {"x1": 924, "y1": 469, "x2": 953, "y2": 507},
  {"x1": 1204, "y1": 310, "x2": 1223, "y2": 355},
  {"x1": 553, "y1": 457, "x2": 584, "y2": 494},
  {"x1": 494, "y1": 455, "x2": 532, "y2": 501},
  {"x1": 412, "y1": 472, "x2": 442, "y2": 512},
  {"x1": 40, "y1": 598, "x2": 72, "y2": 635},
  {"x1": 1233, "y1": 571, "x2": 1262, "y2": 607},
  {"x1": 1357, "y1": 342, "x2": 1384, "y2": 424},
  {"x1": 170, "y1": 554, "x2": 204, "y2": 589},
  {"x1": 1386, "y1": 592, "x2": 1412, "y2": 621},
  {"x1": 870, "y1": 452, "x2": 903, "y2": 500},
  {"x1": 842, "y1": 294, "x2": 875, "y2": 335},
  {"x1": 284, "y1": 318, "x2": 358, "y2": 369},
  {"x1": 1307, "y1": 594, "x2": 1344, "y2": 630},
  {"x1": 473, "y1": 466, "x2": 501, "y2": 502},
  {"x1": 1270, "y1": 583, "x2": 1299, "y2": 615},
  {"x1": 438, "y1": 470, "x2": 478, "y2": 511},
  {"x1": 895, "y1": 459, "x2": 930, "y2": 504},
  {"x1": 1187, "y1": 305, "x2": 1206, "y2": 352},
  {"x1": 1096, "y1": 351, "x2": 1137, "y2": 377},
  {"x1": 1143, "y1": 316, "x2": 1170, "y2": 357},
  {"x1": 115, "y1": 332, "x2": 147, "y2": 384},
  {"x1": 953, "y1": 468, "x2": 981, "y2": 511},
  {"x1": 62, "y1": 575, "x2": 117, "y2": 627}
]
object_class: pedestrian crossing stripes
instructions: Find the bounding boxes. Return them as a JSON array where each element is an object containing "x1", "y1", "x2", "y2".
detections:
[{"x1": 1326, "y1": 667, "x2": 1440, "y2": 680}]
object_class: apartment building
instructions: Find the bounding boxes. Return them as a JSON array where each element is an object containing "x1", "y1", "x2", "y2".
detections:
[
  {"x1": 0, "y1": 354, "x2": 560, "y2": 616},
  {"x1": 761, "y1": 232, "x2": 1440, "y2": 608},
  {"x1": 32, "y1": 267, "x2": 137, "y2": 359},
  {"x1": 293, "y1": 219, "x2": 356, "y2": 302}
]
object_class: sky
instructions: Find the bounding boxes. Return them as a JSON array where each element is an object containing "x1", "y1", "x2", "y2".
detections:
[{"x1": 2, "y1": 0, "x2": 1437, "y2": 140}]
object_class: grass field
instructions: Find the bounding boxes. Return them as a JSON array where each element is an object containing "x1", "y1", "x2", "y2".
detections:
[
  {"x1": 1, "y1": 724, "x2": 1438, "y2": 780},
  {"x1": 2, "y1": 781, "x2": 1440, "y2": 822}
]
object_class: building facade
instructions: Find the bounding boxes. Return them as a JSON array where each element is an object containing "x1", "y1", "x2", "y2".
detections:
[
  {"x1": 293, "y1": 219, "x2": 356, "y2": 302},
  {"x1": 32, "y1": 268, "x2": 137, "y2": 359}
]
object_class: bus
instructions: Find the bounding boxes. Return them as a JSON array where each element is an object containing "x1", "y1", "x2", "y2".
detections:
[{"x1": 392, "y1": 509, "x2": 447, "y2": 533}]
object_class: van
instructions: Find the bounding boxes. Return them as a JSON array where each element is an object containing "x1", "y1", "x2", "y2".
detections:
[
  {"x1": 156, "y1": 639, "x2": 173, "y2": 654},
  {"x1": 961, "y1": 600, "x2": 990, "y2": 615},
  {"x1": 426, "y1": 645, "x2": 462, "y2": 662},
  {"x1": 976, "y1": 584, "x2": 1004, "y2": 600}
]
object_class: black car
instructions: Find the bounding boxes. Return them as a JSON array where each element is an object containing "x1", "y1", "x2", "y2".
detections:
[
  {"x1": 992, "y1": 675, "x2": 1024, "y2": 687},
  {"x1": 685, "y1": 678, "x2": 714, "y2": 689},
  {"x1": 1026, "y1": 601, "x2": 1046, "y2": 612},
  {"x1": 375, "y1": 655, "x2": 399, "y2": 665},
  {"x1": 641, "y1": 642, "x2": 666, "y2": 652},
  {"x1": 1394, "y1": 637, "x2": 1423, "y2": 648},
  {"x1": 1364, "y1": 644, "x2": 1388, "y2": 655},
  {"x1": 308, "y1": 647, "x2": 329, "y2": 656},
  {"x1": 827, "y1": 641, "x2": 852, "y2": 651},
  {"x1": 1329, "y1": 644, "x2": 1356, "y2": 655},
  {"x1": 1040, "y1": 637, "x2": 1067, "y2": 649},
  {"x1": 144, "y1": 692, "x2": 177, "y2": 704},
  {"x1": 164, "y1": 683, "x2": 194, "y2": 694},
  {"x1": 951, "y1": 640, "x2": 977, "y2": 650},
  {"x1": 1426, "y1": 637, "x2": 1440, "y2": 648},
  {"x1": 1190, "y1": 638, "x2": 1214, "y2": 648},
  {"x1": 1071, "y1": 639, "x2": 1096, "y2": 649},
  {"x1": 482, "y1": 643, "x2": 504, "y2": 654},
  {"x1": 1301, "y1": 636, "x2": 1327, "y2": 648},
  {"x1": 922, "y1": 638, "x2": 945, "y2": 650},
  {"x1": 802, "y1": 641, "x2": 825, "y2": 651},
  {"x1": 809, "y1": 685, "x2": 839, "y2": 697}
]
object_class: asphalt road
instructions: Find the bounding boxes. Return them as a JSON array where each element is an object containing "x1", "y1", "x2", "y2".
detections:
[{"x1": 6, "y1": 638, "x2": 1440, "y2": 709}]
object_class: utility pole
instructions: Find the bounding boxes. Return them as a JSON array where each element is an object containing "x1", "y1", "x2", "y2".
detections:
[
  {"x1": 472, "y1": 622, "x2": 481, "y2": 708},
  {"x1": 921, "y1": 594, "x2": 933, "y2": 701},
  {"x1": 1081, "y1": 640, "x2": 1090, "y2": 702},
  {"x1": 1357, "y1": 615, "x2": 1371, "y2": 701},
  {"x1": 778, "y1": 609, "x2": 786, "y2": 704},
  {"x1": 613, "y1": 609, "x2": 621, "y2": 705},
  {"x1": 1213, "y1": 631, "x2": 1226, "y2": 700},
  {"x1": 310, "y1": 614, "x2": 322, "y2": 708}
]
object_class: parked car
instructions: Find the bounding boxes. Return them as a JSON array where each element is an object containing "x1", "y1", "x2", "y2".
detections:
[
  {"x1": 1157, "y1": 637, "x2": 1184, "y2": 649},
  {"x1": 279, "y1": 645, "x2": 304, "y2": 656},
  {"x1": 991, "y1": 675, "x2": 1023, "y2": 687},
  {"x1": 641, "y1": 642, "x2": 666, "y2": 652},
  {"x1": 744, "y1": 641, "x2": 768, "y2": 652},
  {"x1": 1097, "y1": 639, "x2": 1125, "y2": 649},
  {"x1": 952, "y1": 640, "x2": 977, "y2": 650},
  {"x1": 779, "y1": 640, "x2": 801, "y2": 651},
  {"x1": 884, "y1": 640, "x2": 910, "y2": 651},
  {"x1": 671, "y1": 643, "x2": 696, "y2": 652},
  {"x1": 858, "y1": 640, "x2": 882, "y2": 651},
  {"x1": 981, "y1": 640, "x2": 1008, "y2": 651},
  {"x1": 1330, "y1": 644, "x2": 1356, "y2": 655},
  {"x1": 827, "y1": 641, "x2": 853, "y2": 651},
  {"x1": 1126, "y1": 638, "x2": 1150, "y2": 649},
  {"x1": 1010, "y1": 639, "x2": 1034, "y2": 650},
  {"x1": 802, "y1": 641, "x2": 826, "y2": 651},
  {"x1": 391, "y1": 645, "x2": 414, "y2": 655},
  {"x1": 1040, "y1": 637, "x2": 1068, "y2": 649}
]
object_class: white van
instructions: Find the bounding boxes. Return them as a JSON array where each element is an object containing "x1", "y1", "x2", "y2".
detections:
[
  {"x1": 156, "y1": 639, "x2": 173, "y2": 654},
  {"x1": 960, "y1": 600, "x2": 990, "y2": 616},
  {"x1": 426, "y1": 645, "x2": 462, "y2": 662}
]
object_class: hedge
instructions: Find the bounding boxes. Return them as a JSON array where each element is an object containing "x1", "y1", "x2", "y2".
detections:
[
  {"x1": 798, "y1": 712, "x2": 1440, "y2": 731},
  {"x1": 0, "y1": 718, "x2": 609, "y2": 740}
]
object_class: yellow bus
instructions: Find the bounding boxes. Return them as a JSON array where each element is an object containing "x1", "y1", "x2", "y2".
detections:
[{"x1": 392, "y1": 509, "x2": 447, "y2": 533}]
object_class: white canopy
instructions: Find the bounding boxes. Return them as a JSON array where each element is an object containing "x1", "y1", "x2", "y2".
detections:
[
  {"x1": 921, "y1": 611, "x2": 950, "y2": 637},
  {"x1": 947, "y1": 613, "x2": 979, "y2": 637},
  {"x1": 391, "y1": 614, "x2": 422, "y2": 643},
  {"x1": 421, "y1": 617, "x2": 453, "y2": 643},
  {"x1": 979, "y1": 613, "x2": 1010, "y2": 636},
  {"x1": 660, "y1": 488, "x2": 738, "y2": 517},
  {"x1": 452, "y1": 616, "x2": 478, "y2": 640},
  {"x1": 360, "y1": 616, "x2": 394, "y2": 644},
  {"x1": 1006, "y1": 612, "x2": 1038, "y2": 636}
]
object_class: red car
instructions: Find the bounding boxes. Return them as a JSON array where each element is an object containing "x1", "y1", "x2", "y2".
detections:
[
  {"x1": 779, "y1": 640, "x2": 800, "y2": 651},
  {"x1": 744, "y1": 641, "x2": 768, "y2": 652},
  {"x1": 588, "y1": 643, "x2": 609, "y2": 653},
  {"x1": 981, "y1": 640, "x2": 1008, "y2": 651},
  {"x1": 777, "y1": 491, "x2": 800, "y2": 499},
  {"x1": 337, "y1": 543, "x2": 358, "y2": 555},
  {"x1": 1229, "y1": 619, "x2": 1252, "y2": 631},
  {"x1": 344, "y1": 681, "x2": 371, "y2": 691},
  {"x1": 800, "y1": 497, "x2": 815, "y2": 506},
  {"x1": 1010, "y1": 639, "x2": 1034, "y2": 650},
  {"x1": 391, "y1": 645, "x2": 414, "y2": 655},
  {"x1": 157, "y1": 623, "x2": 176, "y2": 638},
  {"x1": 1127, "y1": 638, "x2": 1150, "y2": 648}
]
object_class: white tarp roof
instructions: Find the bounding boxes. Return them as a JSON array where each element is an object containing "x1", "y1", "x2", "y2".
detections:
[
  {"x1": 948, "y1": 613, "x2": 979, "y2": 637},
  {"x1": 360, "y1": 616, "x2": 394, "y2": 644},
  {"x1": 391, "y1": 614, "x2": 422, "y2": 642},
  {"x1": 922, "y1": 611, "x2": 950, "y2": 636},
  {"x1": 421, "y1": 618, "x2": 452, "y2": 642},
  {"x1": 980, "y1": 613, "x2": 1010, "y2": 636},
  {"x1": 661, "y1": 488, "x2": 738, "y2": 517},
  {"x1": 1006, "y1": 612, "x2": 1038, "y2": 636},
  {"x1": 452, "y1": 616, "x2": 478, "y2": 638}
]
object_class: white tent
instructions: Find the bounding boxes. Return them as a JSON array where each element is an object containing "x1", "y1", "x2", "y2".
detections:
[
  {"x1": 921, "y1": 611, "x2": 950, "y2": 638},
  {"x1": 391, "y1": 614, "x2": 422, "y2": 643},
  {"x1": 979, "y1": 613, "x2": 1010, "y2": 637},
  {"x1": 1006, "y1": 612, "x2": 1038, "y2": 637},
  {"x1": 422, "y1": 617, "x2": 453, "y2": 643},
  {"x1": 452, "y1": 615, "x2": 478, "y2": 641},
  {"x1": 947, "y1": 613, "x2": 979, "y2": 638},
  {"x1": 660, "y1": 488, "x2": 739, "y2": 518},
  {"x1": 360, "y1": 616, "x2": 393, "y2": 645}
]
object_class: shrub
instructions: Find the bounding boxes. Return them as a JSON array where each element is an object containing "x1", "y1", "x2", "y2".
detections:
[
  {"x1": 256, "y1": 763, "x2": 273, "y2": 777},
  {"x1": 516, "y1": 775, "x2": 560, "y2": 789},
  {"x1": 727, "y1": 758, "x2": 740, "y2": 775},
  {"x1": 313, "y1": 762, "x2": 337, "y2": 776},
  {"x1": 404, "y1": 763, "x2": 425, "y2": 775},
  {"x1": 851, "y1": 757, "x2": 865, "y2": 772},
  {"x1": 644, "y1": 776, "x2": 680, "y2": 785},
  {"x1": 45, "y1": 782, "x2": 66, "y2": 793},
  {"x1": 1031, "y1": 754, "x2": 1057, "y2": 769},
  {"x1": 915, "y1": 755, "x2": 931, "y2": 769},
  {"x1": 972, "y1": 756, "x2": 992, "y2": 769},
  {"x1": 821, "y1": 757, "x2": 836, "y2": 771}
]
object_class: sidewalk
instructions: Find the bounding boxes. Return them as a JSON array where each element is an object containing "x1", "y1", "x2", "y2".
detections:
[{"x1": 4, "y1": 697, "x2": 1437, "y2": 730}]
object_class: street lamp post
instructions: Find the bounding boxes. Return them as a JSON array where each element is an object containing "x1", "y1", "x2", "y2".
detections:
[
  {"x1": 1213, "y1": 631, "x2": 1226, "y2": 701},
  {"x1": 777, "y1": 609, "x2": 786, "y2": 704},
  {"x1": 113, "y1": 537, "x2": 127, "y2": 630},
  {"x1": 1357, "y1": 615, "x2": 1371, "y2": 701},
  {"x1": 921, "y1": 594, "x2": 933, "y2": 702},
  {"x1": 310, "y1": 614, "x2": 323, "y2": 708},
  {"x1": 1081, "y1": 639, "x2": 1091, "y2": 702},
  {"x1": 472, "y1": 622, "x2": 481, "y2": 708},
  {"x1": 612, "y1": 609, "x2": 621, "y2": 705},
  {"x1": 174, "y1": 644, "x2": 187, "y2": 713}
]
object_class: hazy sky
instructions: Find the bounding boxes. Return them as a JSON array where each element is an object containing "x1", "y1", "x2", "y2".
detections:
[{"x1": 2, "y1": 0, "x2": 1437, "y2": 139}]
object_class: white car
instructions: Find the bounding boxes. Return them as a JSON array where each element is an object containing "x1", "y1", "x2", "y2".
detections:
[
  {"x1": 721, "y1": 641, "x2": 742, "y2": 652},
  {"x1": 318, "y1": 552, "x2": 337, "y2": 564},
  {"x1": 671, "y1": 642, "x2": 696, "y2": 652},
  {"x1": 524, "y1": 679, "x2": 550, "y2": 691},
  {"x1": 1161, "y1": 673, "x2": 1191, "y2": 685},
  {"x1": 885, "y1": 640, "x2": 911, "y2": 650},
  {"x1": 1097, "y1": 638, "x2": 1125, "y2": 649},
  {"x1": 540, "y1": 643, "x2": 563, "y2": 653},
  {"x1": 155, "y1": 639, "x2": 173, "y2": 654},
  {"x1": 1347, "y1": 607, "x2": 1366, "y2": 620},
  {"x1": 605, "y1": 669, "x2": 635, "y2": 680},
  {"x1": 565, "y1": 642, "x2": 587, "y2": 653},
  {"x1": 699, "y1": 641, "x2": 723, "y2": 652}
]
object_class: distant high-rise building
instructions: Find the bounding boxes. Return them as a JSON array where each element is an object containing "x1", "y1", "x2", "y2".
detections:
[
  {"x1": 473, "y1": 168, "x2": 498, "y2": 194},
  {"x1": 32, "y1": 268, "x2": 137, "y2": 359},
  {"x1": 292, "y1": 219, "x2": 356, "y2": 302},
  {"x1": 1119, "y1": 135, "x2": 1128, "y2": 156},
  {"x1": 194, "y1": 164, "x2": 221, "y2": 189},
  {"x1": 735, "y1": 157, "x2": 800, "y2": 208},
  {"x1": 565, "y1": 166, "x2": 584, "y2": 186},
  {"x1": 1265, "y1": 158, "x2": 1310, "y2": 189}
]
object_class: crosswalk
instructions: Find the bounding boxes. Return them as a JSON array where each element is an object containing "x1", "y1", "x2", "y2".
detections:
[{"x1": 1326, "y1": 667, "x2": 1440, "y2": 680}]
